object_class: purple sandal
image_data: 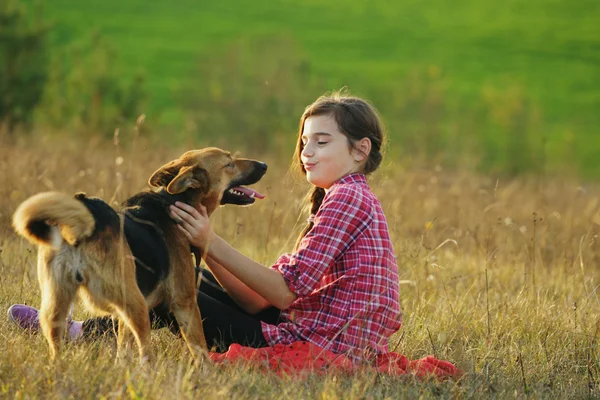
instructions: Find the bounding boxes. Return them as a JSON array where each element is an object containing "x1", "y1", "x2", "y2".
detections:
[
  {"x1": 8, "y1": 304, "x2": 82, "y2": 339},
  {"x1": 7, "y1": 304, "x2": 41, "y2": 332}
]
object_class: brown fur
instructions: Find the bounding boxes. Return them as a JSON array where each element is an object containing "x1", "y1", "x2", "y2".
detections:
[
  {"x1": 13, "y1": 192, "x2": 95, "y2": 247},
  {"x1": 12, "y1": 147, "x2": 267, "y2": 364}
]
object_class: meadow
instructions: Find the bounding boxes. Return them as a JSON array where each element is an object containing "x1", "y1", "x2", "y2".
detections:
[
  {"x1": 39, "y1": 0, "x2": 598, "y2": 122},
  {"x1": 18, "y1": 0, "x2": 600, "y2": 175},
  {"x1": 1, "y1": 132, "x2": 600, "y2": 398}
]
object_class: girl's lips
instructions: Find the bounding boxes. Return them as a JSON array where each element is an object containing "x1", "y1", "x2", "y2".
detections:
[{"x1": 304, "y1": 163, "x2": 317, "y2": 171}]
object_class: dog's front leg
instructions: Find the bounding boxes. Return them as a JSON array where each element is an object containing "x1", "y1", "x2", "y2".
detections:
[
  {"x1": 168, "y1": 249, "x2": 209, "y2": 363},
  {"x1": 171, "y1": 298, "x2": 208, "y2": 363},
  {"x1": 113, "y1": 292, "x2": 151, "y2": 364}
]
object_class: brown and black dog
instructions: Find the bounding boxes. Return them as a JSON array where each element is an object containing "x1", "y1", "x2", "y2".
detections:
[{"x1": 12, "y1": 147, "x2": 267, "y2": 362}]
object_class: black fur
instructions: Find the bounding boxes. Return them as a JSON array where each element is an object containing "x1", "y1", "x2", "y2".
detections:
[
  {"x1": 75, "y1": 191, "x2": 173, "y2": 297},
  {"x1": 122, "y1": 195, "x2": 172, "y2": 296},
  {"x1": 26, "y1": 220, "x2": 52, "y2": 244},
  {"x1": 75, "y1": 194, "x2": 121, "y2": 239}
]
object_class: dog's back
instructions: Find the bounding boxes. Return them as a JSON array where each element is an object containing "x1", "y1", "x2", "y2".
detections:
[{"x1": 121, "y1": 191, "x2": 171, "y2": 297}]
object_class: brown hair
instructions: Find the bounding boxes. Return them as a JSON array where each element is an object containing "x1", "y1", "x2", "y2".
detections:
[{"x1": 293, "y1": 90, "x2": 386, "y2": 249}]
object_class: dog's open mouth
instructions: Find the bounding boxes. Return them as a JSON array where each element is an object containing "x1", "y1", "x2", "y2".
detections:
[{"x1": 221, "y1": 186, "x2": 265, "y2": 206}]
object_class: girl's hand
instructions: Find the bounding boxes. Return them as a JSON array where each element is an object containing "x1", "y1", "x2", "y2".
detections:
[{"x1": 169, "y1": 201, "x2": 212, "y2": 249}]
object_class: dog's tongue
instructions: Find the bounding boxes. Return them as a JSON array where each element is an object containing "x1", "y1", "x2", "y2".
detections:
[{"x1": 233, "y1": 186, "x2": 265, "y2": 199}]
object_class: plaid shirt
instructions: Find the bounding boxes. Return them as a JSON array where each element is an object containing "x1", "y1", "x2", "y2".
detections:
[{"x1": 262, "y1": 173, "x2": 402, "y2": 362}]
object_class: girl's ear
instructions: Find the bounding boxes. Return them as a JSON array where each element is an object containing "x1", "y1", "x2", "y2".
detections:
[{"x1": 353, "y1": 137, "x2": 372, "y2": 162}]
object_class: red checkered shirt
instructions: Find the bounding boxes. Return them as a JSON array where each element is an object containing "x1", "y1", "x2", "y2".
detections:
[{"x1": 261, "y1": 173, "x2": 402, "y2": 362}]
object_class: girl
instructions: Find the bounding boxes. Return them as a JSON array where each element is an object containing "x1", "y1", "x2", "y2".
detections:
[
  {"x1": 9, "y1": 92, "x2": 402, "y2": 362},
  {"x1": 170, "y1": 91, "x2": 402, "y2": 361}
]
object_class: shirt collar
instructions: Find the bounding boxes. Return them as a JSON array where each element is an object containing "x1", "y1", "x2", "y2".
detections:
[
  {"x1": 308, "y1": 173, "x2": 367, "y2": 223},
  {"x1": 331, "y1": 172, "x2": 367, "y2": 188}
]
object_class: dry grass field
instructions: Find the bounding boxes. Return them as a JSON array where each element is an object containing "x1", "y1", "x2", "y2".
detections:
[{"x1": 1, "y1": 134, "x2": 600, "y2": 399}]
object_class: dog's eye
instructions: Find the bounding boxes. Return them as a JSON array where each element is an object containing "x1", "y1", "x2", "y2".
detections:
[{"x1": 225, "y1": 162, "x2": 235, "y2": 168}]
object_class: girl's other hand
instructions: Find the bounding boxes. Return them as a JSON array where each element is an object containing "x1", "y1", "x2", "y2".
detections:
[{"x1": 169, "y1": 201, "x2": 212, "y2": 249}]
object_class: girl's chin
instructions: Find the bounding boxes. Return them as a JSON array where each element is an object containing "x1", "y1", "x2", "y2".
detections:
[
  {"x1": 306, "y1": 174, "x2": 332, "y2": 190},
  {"x1": 306, "y1": 173, "x2": 320, "y2": 185}
]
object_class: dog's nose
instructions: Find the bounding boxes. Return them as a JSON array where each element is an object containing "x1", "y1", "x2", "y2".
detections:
[{"x1": 258, "y1": 162, "x2": 267, "y2": 171}]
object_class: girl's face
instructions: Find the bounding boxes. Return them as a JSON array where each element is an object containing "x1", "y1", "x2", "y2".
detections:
[{"x1": 300, "y1": 115, "x2": 362, "y2": 190}]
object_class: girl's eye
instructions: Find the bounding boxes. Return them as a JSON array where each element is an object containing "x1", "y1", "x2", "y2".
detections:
[
  {"x1": 226, "y1": 162, "x2": 235, "y2": 168},
  {"x1": 301, "y1": 138, "x2": 327, "y2": 145}
]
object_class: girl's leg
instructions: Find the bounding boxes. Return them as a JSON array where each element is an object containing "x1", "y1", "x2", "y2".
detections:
[
  {"x1": 81, "y1": 303, "x2": 180, "y2": 338},
  {"x1": 197, "y1": 290, "x2": 268, "y2": 352},
  {"x1": 12, "y1": 307, "x2": 188, "y2": 340},
  {"x1": 81, "y1": 316, "x2": 115, "y2": 338},
  {"x1": 198, "y1": 269, "x2": 284, "y2": 325},
  {"x1": 197, "y1": 269, "x2": 244, "y2": 310},
  {"x1": 196, "y1": 269, "x2": 282, "y2": 352},
  {"x1": 253, "y1": 304, "x2": 282, "y2": 326}
]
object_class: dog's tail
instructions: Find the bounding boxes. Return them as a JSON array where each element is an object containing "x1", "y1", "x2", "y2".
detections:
[{"x1": 13, "y1": 192, "x2": 95, "y2": 248}]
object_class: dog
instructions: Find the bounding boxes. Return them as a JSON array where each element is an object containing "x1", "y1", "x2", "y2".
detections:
[{"x1": 12, "y1": 147, "x2": 267, "y2": 362}]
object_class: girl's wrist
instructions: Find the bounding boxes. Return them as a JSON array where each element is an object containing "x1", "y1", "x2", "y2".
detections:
[
  {"x1": 205, "y1": 230, "x2": 220, "y2": 254},
  {"x1": 190, "y1": 229, "x2": 212, "y2": 250}
]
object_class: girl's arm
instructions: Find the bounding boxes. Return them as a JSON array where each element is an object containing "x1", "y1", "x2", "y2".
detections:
[
  {"x1": 205, "y1": 233, "x2": 297, "y2": 310},
  {"x1": 171, "y1": 202, "x2": 298, "y2": 310},
  {"x1": 202, "y1": 254, "x2": 271, "y2": 314}
]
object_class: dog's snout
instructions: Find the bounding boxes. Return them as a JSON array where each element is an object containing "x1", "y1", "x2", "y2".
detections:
[{"x1": 257, "y1": 162, "x2": 267, "y2": 171}]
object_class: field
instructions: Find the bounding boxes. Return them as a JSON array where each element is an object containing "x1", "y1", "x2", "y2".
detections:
[
  {"x1": 22, "y1": 0, "x2": 600, "y2": 175},
  {"x1": 2, "y1": 135, "x2": 600, "y2": 398},
  {"x1": 40, "y1": 0, "x2": 599, "y2": 119},
  {"x1": 3, "y1": 1, "x2": 600, "y2": 396}
]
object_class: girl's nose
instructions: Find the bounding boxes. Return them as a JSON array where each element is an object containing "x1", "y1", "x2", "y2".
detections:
[{"x1": 301, "y1": 143, "x2": 314, "y2": 158}]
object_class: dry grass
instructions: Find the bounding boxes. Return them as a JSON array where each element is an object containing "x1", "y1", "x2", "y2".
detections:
[{"x1": 1, "y1": 134, "x2": 600, "y2": 399}]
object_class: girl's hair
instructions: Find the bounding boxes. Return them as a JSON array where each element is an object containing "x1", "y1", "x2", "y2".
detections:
[{"x1": 293, "y1": 90, "x2": 386, "y2": 249}]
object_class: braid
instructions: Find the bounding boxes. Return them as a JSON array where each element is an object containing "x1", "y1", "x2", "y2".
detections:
[{"x1": 294, "y1": 186, "x2": 325, "y2": 250}]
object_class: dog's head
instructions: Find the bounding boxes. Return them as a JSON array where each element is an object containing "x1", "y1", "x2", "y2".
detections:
[{"x1": 148, "y1": 147, "x2": 267, "y2": 214}]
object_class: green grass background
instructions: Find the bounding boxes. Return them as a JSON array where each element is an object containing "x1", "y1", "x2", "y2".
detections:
[{"x1": 25, "y1": 0, "x2": 600, "y2": 175}]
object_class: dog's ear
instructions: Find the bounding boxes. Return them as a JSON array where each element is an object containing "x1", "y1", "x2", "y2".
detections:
[
  {"x1": 148, "y1": 159, "x2": 182, "y2": 188},
  {"x1": 166, "y1": 166, "x2": 209, "y2": 194}
]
